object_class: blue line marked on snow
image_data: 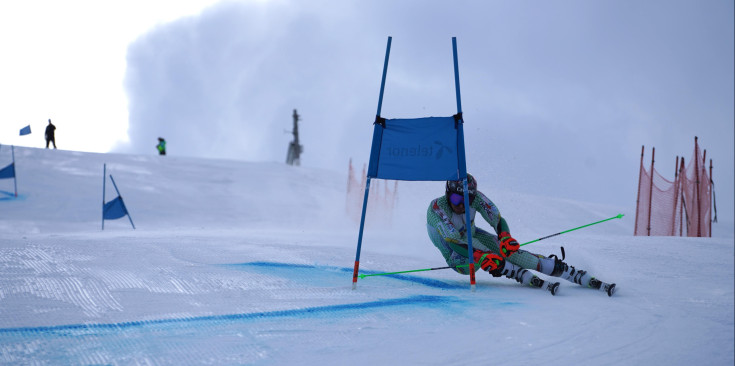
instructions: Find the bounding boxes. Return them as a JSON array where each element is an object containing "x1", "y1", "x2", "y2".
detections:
[
  {"x1": 227, "y1": 261, "x2": 466, "y2": 289},
  {"x1": 0, "y1": 190, "x2": 22, "y2": 201},
  {"x1": 0, "y1": 295, "x2": 458, "y2": 335}
]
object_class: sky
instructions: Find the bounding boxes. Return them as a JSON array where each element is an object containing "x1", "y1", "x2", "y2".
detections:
[
  {"x1": 0, "y1": 0, "x2": 733, "y2": 221},
  {"x1": 0, "y1": 0, "x2": 223, "y2": 151}
]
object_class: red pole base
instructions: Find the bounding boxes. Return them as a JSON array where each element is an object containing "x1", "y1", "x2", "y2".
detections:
[
  {"x1": 352, "y1": 261, "x2": 360, "y2": 290},
  {"x1": 469, "y1": 263, "x2": 476, "y2": 291}
]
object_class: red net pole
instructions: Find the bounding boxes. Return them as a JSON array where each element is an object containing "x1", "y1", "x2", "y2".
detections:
[
  {"x1": 695, "y1": 137, "x2": 701, "y2": 237},
  {"x1": 703, "y1": 149, "x2": 708, "y2": 237},
  {"x1": 678, "y1": 156, "x2": 686, "y2": 236},
  {"x1": 672, "y1": 156, "x2": 680, "y2": 236},
  {"x1": 347, "y1": 159, "x2": 353, "y2": 192},
  {"x1": 647, "y1": 147, "x2": 655, "y2": 236},
  {"x1": 709, "y1": 158, "x2": 713, "y2": 237},
  {"x1": 634, "y1": 146, "x2": 645, "y2": 235}
]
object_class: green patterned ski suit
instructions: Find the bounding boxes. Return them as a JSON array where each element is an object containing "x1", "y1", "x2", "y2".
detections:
[{"x1": 426, "y1": 192, "x2": 541, "y2": 275}]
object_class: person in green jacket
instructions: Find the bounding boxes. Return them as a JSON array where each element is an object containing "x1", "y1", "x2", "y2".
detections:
[
  {"x1": 156, "y1": 137, "x2": 166, "y2": 156},
  {"x1": 426, "y1": 174, "x2": 616, "y2": 296}
]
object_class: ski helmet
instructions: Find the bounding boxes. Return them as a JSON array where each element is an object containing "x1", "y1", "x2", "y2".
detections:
[{"x1": 445, "y1": 174, "x2": 477, "y2": 203}]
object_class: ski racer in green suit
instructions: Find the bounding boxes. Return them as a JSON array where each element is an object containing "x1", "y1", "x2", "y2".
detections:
[{"x1": 426, "y1": 174, "x2": 616, "y2": 296}]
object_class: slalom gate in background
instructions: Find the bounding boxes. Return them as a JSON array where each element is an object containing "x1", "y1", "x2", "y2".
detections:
[
  {"x1": 352, "y1": 37, "x2": 479, "y2": 291},
  {"x1": 634, "y1": 137, "x2": 716, "y2": 237},
  {"x1": 102, "y1": 164, "x2": 135, "y2": 230},
  {"x1": 0, "y1": 145, "x2": 18, "y2": 197}
]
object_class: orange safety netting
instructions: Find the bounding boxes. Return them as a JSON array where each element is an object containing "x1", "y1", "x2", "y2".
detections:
[
  {"x1": 635, "y1": 139, "x2": 713, "y2": 237},
  {"x1": 346, "y1": 159, "x2": 398, "y2": 226}
]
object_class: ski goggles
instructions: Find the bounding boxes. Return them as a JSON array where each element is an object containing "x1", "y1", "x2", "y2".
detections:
[{"x1": 449, "y1": 192, "x2": 475, "y2": 206}]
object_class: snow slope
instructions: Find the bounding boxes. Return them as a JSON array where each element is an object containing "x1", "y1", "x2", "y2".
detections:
[{"x1": 1, "y1": 146, "x2": 733, "y2": 365}]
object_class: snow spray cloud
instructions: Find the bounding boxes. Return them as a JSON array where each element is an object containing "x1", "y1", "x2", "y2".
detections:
[
  {"x1": 118, "y1": 1, "x2": 733, "y2": 219},
  {"x1": 116, "y1": 2, "x2": 380, "y2": 165}
]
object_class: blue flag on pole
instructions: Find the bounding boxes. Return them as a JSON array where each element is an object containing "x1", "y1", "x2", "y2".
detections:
[
  {"x1": 103, "y1": 196, "x2": 128, "y2": 220},
  {"x1": 367, "y1": 116, "x2": 461, "y2": 181},
  {"x1": 19, "y1": 125, "x2": 31, "y2": 136},
  {"x1": 102, "y1": 165, "x2": 136, "y2": 230},
  {"x1": 0, "y1": 163, "x2": 14, "y2": 179}
]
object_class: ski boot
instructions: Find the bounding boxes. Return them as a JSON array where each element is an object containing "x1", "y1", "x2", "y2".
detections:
[{"x1": 548, "y1": 249, "x2": 616, "y2": 297}]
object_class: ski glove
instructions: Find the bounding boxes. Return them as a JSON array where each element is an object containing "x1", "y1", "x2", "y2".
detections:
[
  {"x1": 498, "y1": 231, "x2": 520, "y2": 258},
  {"x1": 473, "y1": 250, "x2": 504, "y2": 272}
]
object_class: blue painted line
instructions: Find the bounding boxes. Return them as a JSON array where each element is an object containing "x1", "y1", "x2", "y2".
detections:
[
  {"x1": 0, "y1": 295, "x2": 458, "y2": 335},
  {"x1": 229, "y1": 261, "x2": 466, "y2": 290},
  {"x1": 0, "y1": 190, "x2": 21, "y2": 201}
]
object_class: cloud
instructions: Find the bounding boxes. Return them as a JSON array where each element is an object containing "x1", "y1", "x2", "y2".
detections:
[
  {"x1": 119, "y1": 0, "x2": 378, "y2": 164},
  {"x1": 118, "y1": 0, "x2": 733, "y2": 220}
]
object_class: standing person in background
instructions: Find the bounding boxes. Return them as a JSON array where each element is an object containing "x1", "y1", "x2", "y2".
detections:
[
  {"x1": 156, "y1": 137, "x2": 166, "y2": 156},
  {"x1": 45, "y1": 119, "x2": 56, "y2": 149}
]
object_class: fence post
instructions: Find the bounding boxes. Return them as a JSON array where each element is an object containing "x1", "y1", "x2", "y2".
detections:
[
  {"x1": 695, "y1": 137, "x2": 701, "y2": 237},
  {"x1": 646, "y1": 147, "x2": 655, "y2": 236},
  {"x1": 709, "y1": 158, "x2": 713, "y2": 237},
  {"x1": 672, "y1": 156, "x2": 679, "y2": 236},
  {"x1": 634, "y1": 146, "x2": 645, "y2": 235},
  {"x1": 680, "y1": 158, "x2": 688, "y2": 236},
  {"x1": 677, "y1": 157, "x2": 683, "y2": 236}
]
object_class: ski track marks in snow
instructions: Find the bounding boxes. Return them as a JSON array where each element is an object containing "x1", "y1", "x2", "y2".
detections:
[
  {"x1": 0, "y1": 245, "x2": 123, "y2": 318},
  {"x1": 0, "y1": 258, "x2": 486, "y2": 364},
  {"x1": 0, "y1": 296, "x2": 458, "y2": 365}
]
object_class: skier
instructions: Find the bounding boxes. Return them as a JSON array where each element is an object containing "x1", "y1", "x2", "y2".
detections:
[{"x1": 426, "y1": 174, "x2": 616, "y2": 296}]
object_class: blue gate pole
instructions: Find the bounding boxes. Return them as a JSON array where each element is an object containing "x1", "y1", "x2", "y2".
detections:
[
  {"x1": 352, "y1": 177, "x2": 372, "y2": 289},
  {"x1": 109, "y1": 175, "x2": 136, "y2": 230},
  {"x1": 102, "y1": 164, "x2": 106, "y2": 230},
  {"x1": 453, "y1": 37, "x2": 476, "y2": 291},
  {"x1": 353, "y1": 36, "x2": 392, "y2": 290},
  {"x1": 375, "y1": 36, "x2": 392, "y2": 118},
  {"x1": 11, "y1": 145, "x2": 17, "y2": 197},
  {"x1": 452, "y1": 37, "x2": 463, "y2": 115}
]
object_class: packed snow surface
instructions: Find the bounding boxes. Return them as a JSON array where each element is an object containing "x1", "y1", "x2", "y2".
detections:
[{"x1": 1, "y1": 147, "x2": 732, "y2": 365}]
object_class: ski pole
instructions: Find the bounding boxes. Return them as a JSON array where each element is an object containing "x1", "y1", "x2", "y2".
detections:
[
  {"x1": 519, "y1": 213, "x2": 623, "y2": 246},
  {"x1": 358, "y1": 214, "x2": 624, "y2": 279},
  {"x1": 358, "y1": 264, "x2": 471, "y2": 279}
]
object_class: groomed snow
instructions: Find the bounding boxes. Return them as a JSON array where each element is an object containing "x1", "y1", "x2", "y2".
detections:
[{"x1": 1, "y1": 146, "x2": 732, "y2": 365}]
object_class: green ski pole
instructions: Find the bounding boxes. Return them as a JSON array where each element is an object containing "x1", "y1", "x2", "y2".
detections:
[
  {"x1": 519, "y1": 213, "x2": 624, "y2": 246},
  {"x1": 358, "y1": 264, "x2": 471, "y2": 279},
  {"x1": 358, "y1": 214, "x2": 623, "y2": 279}
]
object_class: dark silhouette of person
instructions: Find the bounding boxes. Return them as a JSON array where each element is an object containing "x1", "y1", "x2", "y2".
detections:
[
  {"x1": 156, "y1": 137, "x2": 166, "y2": 155},
  {"x1": 45, "y1": 119, "x2": 56, "y2": 149}
]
